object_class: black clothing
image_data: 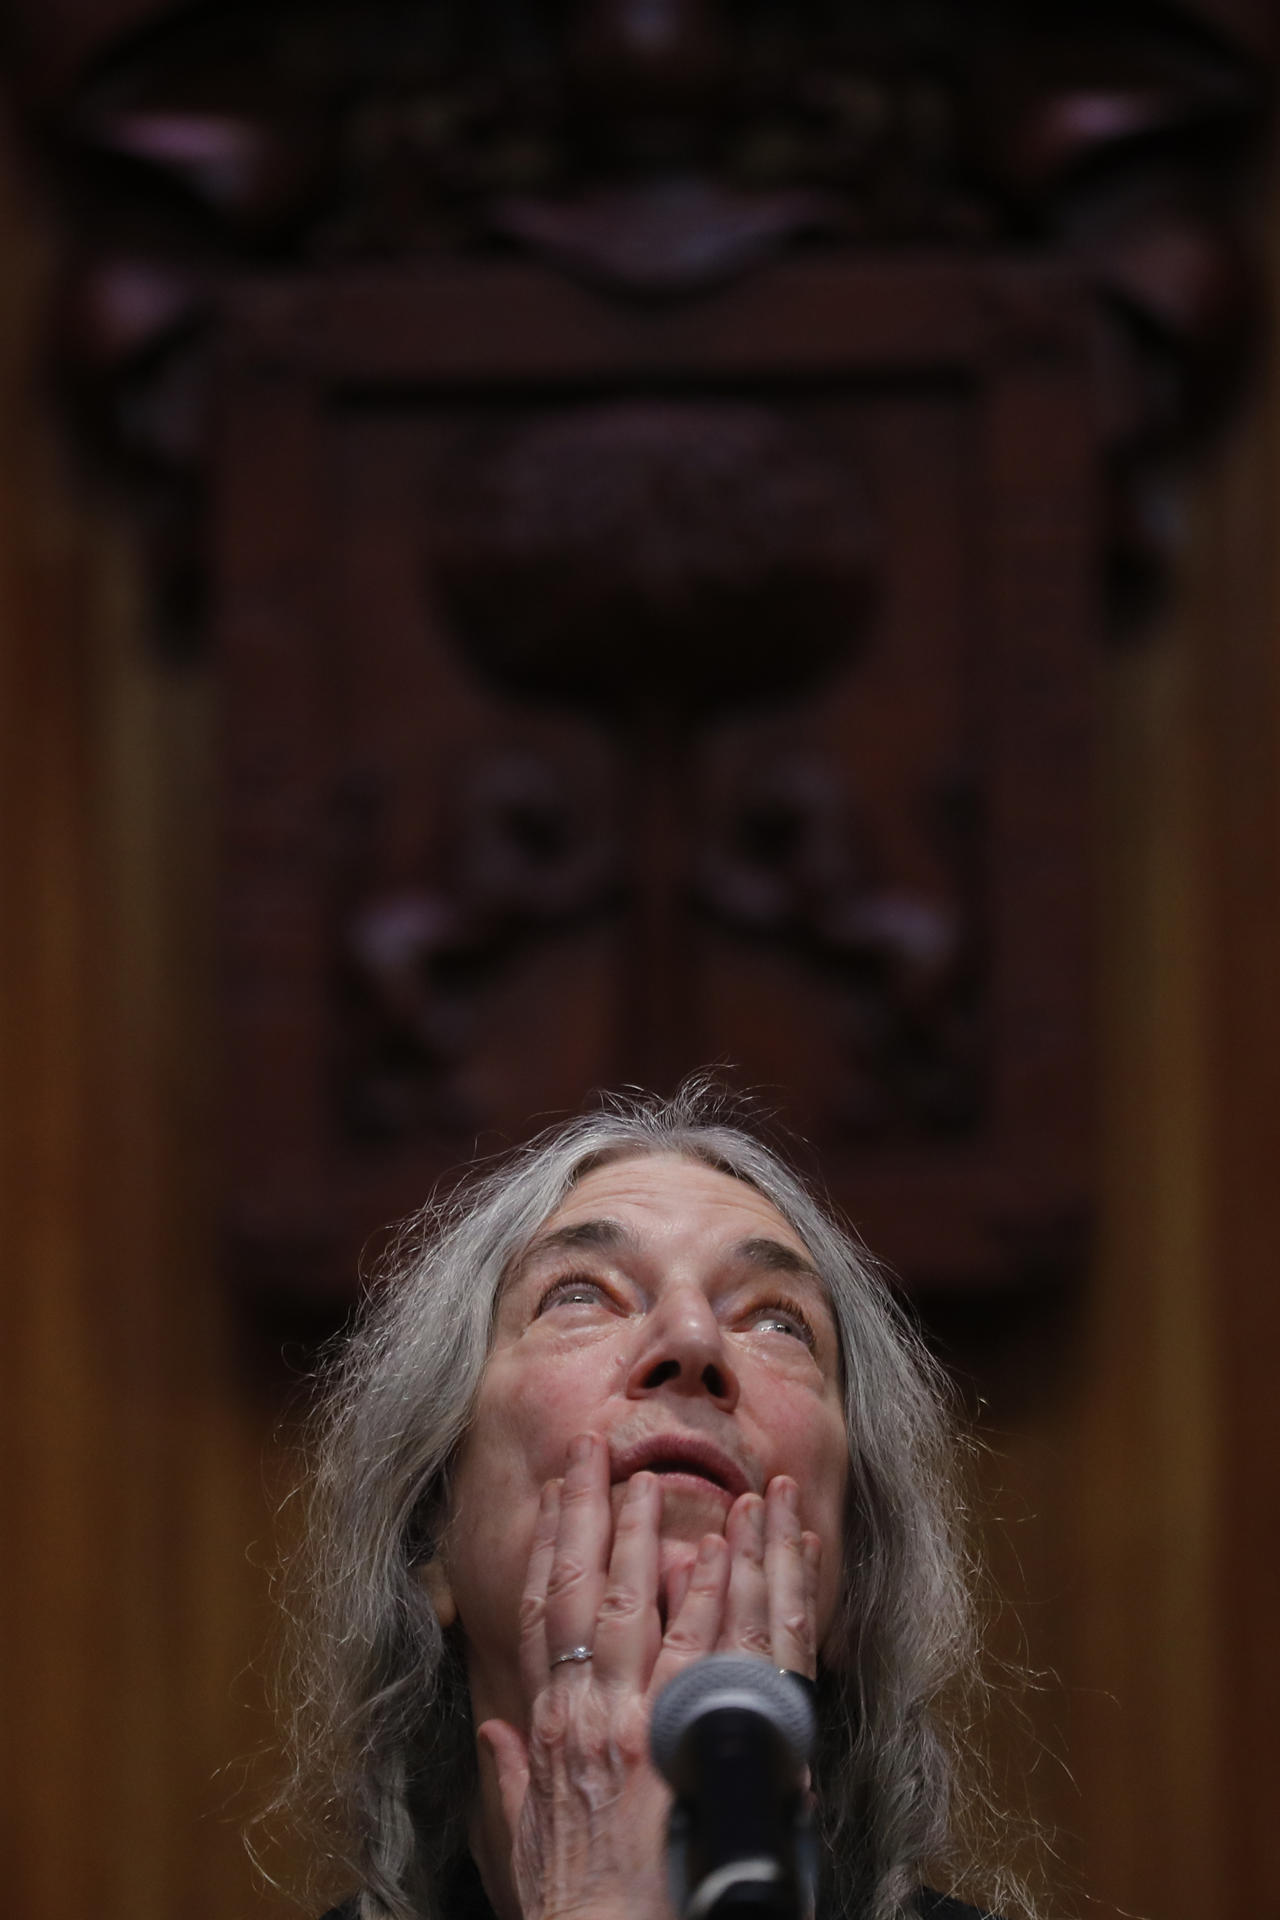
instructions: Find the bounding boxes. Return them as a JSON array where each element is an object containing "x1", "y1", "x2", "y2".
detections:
[{"x1": 320, "y1": 1877, "x2": 994, "y2": 1920}]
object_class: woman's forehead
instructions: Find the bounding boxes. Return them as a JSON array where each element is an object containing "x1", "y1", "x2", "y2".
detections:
[{"x1": 537, "y1": 1150, "x2": 816, "y2": 1260}]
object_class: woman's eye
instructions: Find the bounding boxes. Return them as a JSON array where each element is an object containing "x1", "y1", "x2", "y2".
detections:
[
  {"x1": 749, "y1": 1304, "x2": 816, "y2": 1349},
  {"x1": 536, "y1": 1275, "x2": 608, "y2": 1314}
]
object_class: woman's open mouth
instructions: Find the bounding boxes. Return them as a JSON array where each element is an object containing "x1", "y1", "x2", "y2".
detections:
[{"x1": 609, "y1": 1432, "x2": 754, "y2": 1501}]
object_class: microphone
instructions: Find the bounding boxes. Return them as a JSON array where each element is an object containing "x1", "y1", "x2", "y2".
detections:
[{"x1": 650, "y1": 1654, "x2": 817, "y2": 1920}]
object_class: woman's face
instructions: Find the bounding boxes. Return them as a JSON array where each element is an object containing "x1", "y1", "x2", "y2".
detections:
[{"x1": 429, "y1": 1152, "x2": 850, "y2": 1727}]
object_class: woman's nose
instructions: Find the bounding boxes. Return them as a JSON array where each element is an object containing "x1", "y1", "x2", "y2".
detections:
[{"x1": 624, "y1": 1287, "x2": 740, "y2": 1411}]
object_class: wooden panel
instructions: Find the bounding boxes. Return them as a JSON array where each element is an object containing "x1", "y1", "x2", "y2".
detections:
[
  {"x1": 950, "y1": 194, "x2": 1280, "y2": 1920},
  {"x1": 958, "y1": 592, "x2": 1223, "y2": 1918},
  {"x1": 235, "y1": 261, "x2": 999, "y2": 382},
  {"x1": 3, "y1": 115, "x2": 1279, "y2": 1920},
  {"x1": 0, "y1": 121, "x2": 304, "y2": 1920},
  {"x1": 217, "y1": 264, "x2": 1098, "y2": 1308},
  {"x1": 1193, "y1": 218, "x2": 1280, "y2": 1910}
]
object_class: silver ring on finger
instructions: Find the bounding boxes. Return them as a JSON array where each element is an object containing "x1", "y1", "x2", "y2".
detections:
[{"x1": 549, "y1": 1645, "x2": 594, "y2": 1670}]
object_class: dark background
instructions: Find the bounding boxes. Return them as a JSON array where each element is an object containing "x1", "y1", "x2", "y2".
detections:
[{"x1": 2, "y1": 5, "x2": 1278, "y2": 1918}]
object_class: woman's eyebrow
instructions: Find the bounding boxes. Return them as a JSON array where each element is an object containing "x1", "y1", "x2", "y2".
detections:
[
  {"x1": 516, "y1": 1216, "x2": 642, "y2": 1274},
  {"x1": 731, "y1": 1235, "x2": 824, "y2": 1286}
]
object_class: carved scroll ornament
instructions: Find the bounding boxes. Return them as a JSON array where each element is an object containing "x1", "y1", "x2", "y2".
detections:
[
  {"x1": 2, "y1": 0, "x2": 1271, "y2": 1314},
  {"x1": 13, "y1": 0, "x2": 1265, "y2": 622}
]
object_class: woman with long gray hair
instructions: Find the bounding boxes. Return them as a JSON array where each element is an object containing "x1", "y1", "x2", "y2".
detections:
[{"x1": 283, "y1": 1084, "x2": 1009, "y2": 1920}]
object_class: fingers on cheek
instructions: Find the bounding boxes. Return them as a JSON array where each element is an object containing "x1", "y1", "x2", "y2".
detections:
[
  {"x1": 803, "y1": 1532, "x2": 822, "y2": 1644},
  {"x1": 727, "y1": 1491, "x2": 764, "y2": 1558},
  {"x1": 662, "y1": 1533, "x2": 729, "y2": 1659},
  {"x1": 686, "y1": 1530, "x2": 729, "y2": 1598},
  {"x1": 725, "y1": 1494, "x2": 767, "y2": 1617},
  {"x1": 662, "y1": 1548, "x2": 696, "y2": 1624},
  {"x1": 688, "y1": 1532, "x2": 730, "y2": 1618},
  {"x1": 586, "y1": 1473, "x2": 663, "y2": 1691},
  {"x1": 518, "y1": 1584, "x2": 548, "y2": 1641},
  {"x1": 546, "y1": 1456, "x2": 610, "y2": 1610},
  {"x1": 602, "y1": 1471, "x2": 661, "y2": 1605},
  {"x1": 725, "y1": 1496, "x2": 772, "y2": 1655},
  {"x1": 517, "y1": 1481, "x2": 562, "y2": 1682},
  {"x1": 530, "y1": 1480, "x2": 562, "y2": 1570},
  {"x1": 764, "y1": 1477, "x2": 805, "y2": 1607}
]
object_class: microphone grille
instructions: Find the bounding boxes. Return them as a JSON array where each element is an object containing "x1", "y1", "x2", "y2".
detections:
[{"x1": 650, "y1": 1653, "x2": 816, "y2": 1778}]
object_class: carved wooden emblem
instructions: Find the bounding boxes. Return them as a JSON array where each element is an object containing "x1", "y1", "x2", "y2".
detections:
[{"x1": 6, "y1": 0, "x2": 1270, "y2": 1314}]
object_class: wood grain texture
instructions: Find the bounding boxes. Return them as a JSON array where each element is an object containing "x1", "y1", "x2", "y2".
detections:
[
  {"x1": 2, "y1": 121, "x2": 1278, "y2": 1920},
  {"x1": 955, "y1": 179, "x2": 1280, "y2": 1920},
  {"x1": 0, "y1": 121, "x2": 307, "y2": 1920},
  {"x1": 1195, "y1": 189, "x2": 1280, "y2": 1912}
]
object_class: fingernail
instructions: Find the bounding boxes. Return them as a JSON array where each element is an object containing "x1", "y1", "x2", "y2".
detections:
[
  {"x1": 697, "y1": 1532, "x2": 725, "y2": 1568},
  {"x1": 627, "y1": 1469, "x2": 654, "y2": 1503},
  {"x1": 569, "y1": 1433, "x2": 594, "y2": 1467},
  {"x1": 776, "y1": 1478, "x2": 798, "y2": 1515}
]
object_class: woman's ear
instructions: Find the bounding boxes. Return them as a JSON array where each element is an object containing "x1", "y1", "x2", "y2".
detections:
[{"x1": 417, "y1": 1553, "x2": 459, "y2": 1630}]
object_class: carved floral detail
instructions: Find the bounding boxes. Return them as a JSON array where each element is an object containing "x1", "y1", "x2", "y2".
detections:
[
  {"x1": 5, "y1": 3, "x2": 1259, "y2": 668},
  {"x1": 0, "y1": 0, "x2": 1266, "y2": 643},
  {"x1": 432, "y1": 402, "x2": 875, "y2": 716},
  {"x1": 697, "y1": 753, "x2": 979, "y2": 1138},
  {"x1": 339, "y1": 751, "x2": 620, "y2": 1137}
]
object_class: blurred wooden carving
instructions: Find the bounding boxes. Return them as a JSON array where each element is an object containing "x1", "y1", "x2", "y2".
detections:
[
  {"x1": 3, "y1": 0, "x2": 1271, "y2": 1316},
  {"x1": 340, "y1": 748, "x2": 624, "y2": 1142},
  {"x1": 696, "y1": 751, "x2": 976, "y2": 1142},
  {"x1": 431, "y1": 403, "x2": 875, "y2": 713},
  {"x1": 20, "y1": 0, "x2": 1270, "y2": 640}
]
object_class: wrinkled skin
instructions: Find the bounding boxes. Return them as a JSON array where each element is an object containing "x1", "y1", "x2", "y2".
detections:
[{"x1": 426, "y1": 1156, "x2": 849, "y2": 1920}]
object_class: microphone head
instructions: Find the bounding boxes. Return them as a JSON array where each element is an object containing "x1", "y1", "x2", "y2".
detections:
[{"x1": 650, "y1": 1653, "x2": 816, "y2": 1783}]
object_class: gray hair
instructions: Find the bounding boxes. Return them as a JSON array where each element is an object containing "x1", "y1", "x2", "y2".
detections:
[{"x1": 280, "y1": 1083, "x2": 997, "y2": 1920}]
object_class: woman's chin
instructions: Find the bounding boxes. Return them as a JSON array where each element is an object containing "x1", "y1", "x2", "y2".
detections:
[
  {"x1": 610, "y1": 1470, "x2": 734, "y2": 1543},
  {"x1": 654, "y1": 1471, "x2": 734, "y2": 1535}
]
